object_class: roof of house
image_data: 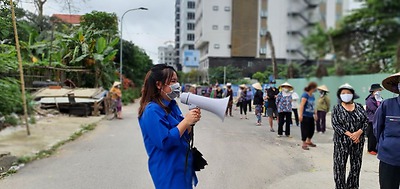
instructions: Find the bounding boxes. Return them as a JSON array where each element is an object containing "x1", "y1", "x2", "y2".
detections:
[{"x1": 52, "y1": 14, "x2": 82, "y2": 25}]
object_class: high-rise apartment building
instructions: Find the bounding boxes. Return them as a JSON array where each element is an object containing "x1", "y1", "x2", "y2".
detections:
[
  {"x1": 195, "y1": 0, "x2": 232, "y2": 81},
  {"x1": 158, "y1": 45, "x2": 176, "y2": 69},
  {"x1": 175, "y1": 0, "x2": 199, "y2": 73},
  {"x1": 192, "y1": 0, "x2": 358, "y2": 82}
]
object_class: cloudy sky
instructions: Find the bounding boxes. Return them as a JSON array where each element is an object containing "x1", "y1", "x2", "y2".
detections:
[{"x1": 19, "y1": 0, "x2": 175, "y2": 63}]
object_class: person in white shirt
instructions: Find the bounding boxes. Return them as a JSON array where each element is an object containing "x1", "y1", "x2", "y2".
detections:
[{"x1": 291, "y1": 91, "x2": 300, "y2": 126}]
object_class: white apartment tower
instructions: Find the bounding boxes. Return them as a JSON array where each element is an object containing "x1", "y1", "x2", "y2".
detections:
[
  {"x1": 158, "y1": 45, "x2": 176, "y2": 69},
  {"x1": 175, "y1": 0, "x2": 198, "y2": 73},
  {"x1": 195, "y1": 0, "x2": 232, "y2": 73}
]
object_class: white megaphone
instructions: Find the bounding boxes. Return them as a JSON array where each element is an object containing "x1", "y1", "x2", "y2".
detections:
[{"x1": 180, "y1": 92, "x2": 229, "y2": 122}]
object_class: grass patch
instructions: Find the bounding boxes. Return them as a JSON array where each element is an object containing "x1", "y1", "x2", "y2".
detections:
[{"x1": 1, "y1": 123, "x2": 98, "y2": 179}]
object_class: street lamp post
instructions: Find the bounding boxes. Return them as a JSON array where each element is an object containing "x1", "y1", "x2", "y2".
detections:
[{"x1": 120, "y1": 7, "x2": 148, "y2": 83}]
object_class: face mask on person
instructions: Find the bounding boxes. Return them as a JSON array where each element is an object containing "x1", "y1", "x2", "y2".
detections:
[
  {"x1": 374, "y1": 91, "x2": 383, "y2": 102},
  {"x1": 340, "y1": 94, "x2": 353, "y2": 103},
  {"x1": 163, "y1": 83, "x2": 181, "y2": 100}
]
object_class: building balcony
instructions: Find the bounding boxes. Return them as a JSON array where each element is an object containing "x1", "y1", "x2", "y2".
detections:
[
  {"x1": 287, "y1": 12, "x2": 318, "y2": 26},
  {"x1": 287, "y1": 30, "x2": 306, "y2": 38},
  {"x1": 304, "y1": 0, "x2": 320, "y2": 8}
]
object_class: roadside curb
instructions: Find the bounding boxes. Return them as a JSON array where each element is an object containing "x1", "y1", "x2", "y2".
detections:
[{"x1": 0, "y1": 117, "x2": 104, "y2": 179}]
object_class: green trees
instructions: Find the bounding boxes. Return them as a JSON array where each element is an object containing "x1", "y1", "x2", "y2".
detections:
[
  {"x1": 302, "y1": 0, "x2": 400, "y2": 75},
  {"x1": 208, "y1": 65, "x2": 242, "y2": 84}
]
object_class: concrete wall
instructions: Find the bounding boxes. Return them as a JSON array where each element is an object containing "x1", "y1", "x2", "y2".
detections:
[{"x1": 276, "y1": 73, "x2": 395, "y2": 111}]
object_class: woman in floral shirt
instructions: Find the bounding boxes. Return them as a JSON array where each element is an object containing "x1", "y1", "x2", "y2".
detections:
[{"x1": 276, "y1": 82, "x2": 293, "y2": 137}]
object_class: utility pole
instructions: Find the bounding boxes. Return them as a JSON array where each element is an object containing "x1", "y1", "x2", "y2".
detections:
[
  {"x1": 223, "y1": 66, "x2": 226, "y2": 85},
  {"x1": 266, "y1": 31, "x2": 277, "y2": 80},
  {"x1": 10, "y1": 0, "x2": 30, "y2": 135}
]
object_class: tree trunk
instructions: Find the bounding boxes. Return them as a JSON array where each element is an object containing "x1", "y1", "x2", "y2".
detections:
[
  {"x1": 34, "y1": 0, "x2": 47, "y2": 18},
  {"x1": 266, "y1": 32, "x2": 277, "y2": 80}
]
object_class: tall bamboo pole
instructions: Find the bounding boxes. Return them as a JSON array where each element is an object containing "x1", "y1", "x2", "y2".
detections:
[{"x1": 10, "y1": 0, "x2": 30, "y2": 136}]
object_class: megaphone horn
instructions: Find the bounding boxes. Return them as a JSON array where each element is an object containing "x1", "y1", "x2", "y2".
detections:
[{"x1": 180, "y1": 92, "x2": 229, "y2": 122}]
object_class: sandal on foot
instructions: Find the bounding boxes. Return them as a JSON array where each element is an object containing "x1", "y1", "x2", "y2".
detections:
[
  {"x1": 302, "y1": 146, "x2": 310, "y2": 150},
  {"x1": 306, "y1": 142, "x2": 317, "y2": 147}
]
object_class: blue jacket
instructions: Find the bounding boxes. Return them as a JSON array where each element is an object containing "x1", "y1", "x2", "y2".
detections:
[
  {"x1": 139, "y1": 99, "x2": 197, "y2": 189},
  {"x1": 373, "y1": 97, "x2": 400, "y2": 166}
]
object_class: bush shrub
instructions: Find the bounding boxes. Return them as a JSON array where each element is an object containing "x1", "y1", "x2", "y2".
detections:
[{"x1": 121, "y1": 88, "x2": 141, "y2": 105}]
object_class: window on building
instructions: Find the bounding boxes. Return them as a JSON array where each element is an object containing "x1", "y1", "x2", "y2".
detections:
[
  {"x1": 259, "y1": 48, "x2": 267, "y2": 55},
  {"x1": 188, "y1": 12, "x2": 195, "y2": 20},
  {"x1": 187, "y1": 34, "x2": 195, "y2": 41},
  {"x1": 188, "y1": 45, "x2": 195, "y2": 50},
  {"x1": 224, "y1": 6, "x2": 230, "y2": 11},
  {"x1": 224, "y1": 25, "x2": 230, "y2": 30},
  {"x1": 214, "y1": 44, "x2": 220, "y2": 49},
  {"x1": 188, "y1": 1, "x2": 195, "y2": 9},
  {"x1": 212, "y1": 25, "x2": 218, "y2": 30},
  {"x1": 187, "y1": 23, "x2": 195, "y2": 30},
  {"x1": 213, "y1": 5, "x2": 218, "y2": 11}
]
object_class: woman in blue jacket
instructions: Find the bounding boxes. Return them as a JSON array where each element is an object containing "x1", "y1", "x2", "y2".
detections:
[
  {"x1": 374, "y1": 73, "x2": 400, "y2": 189},
  {"x1": 138, "y1": 64, "x2": 201, "y2": 189}
]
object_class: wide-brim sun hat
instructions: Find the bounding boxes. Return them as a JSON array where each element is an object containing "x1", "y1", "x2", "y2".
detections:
[
  {"x1": 239, "y1": 84, "x2": 246, "y2": 88},
  {"x1": 317, "y1": 85, "x2": 329, "y2": 92},
  {"x1": 382, "y1": 72, "x2": 400, "y2": 94},
  {"x1": 279, "y1": 82, "x2": 293, "y2": 90},
  {"x1": 113, "y1": 81, "x2": 121, "y2": 87},
  {"x1": 226, "y1": 83, "x2": 232, "y2": 86},
  {"x1": 252, "y1": 82, "x2": 262, "y2": 90},
  {"x1": 337, "y1": 83, "x2": 355, "y2": 99},
  {"x1": 369, "y1": 83, "x2": 383, "y2": 92}
]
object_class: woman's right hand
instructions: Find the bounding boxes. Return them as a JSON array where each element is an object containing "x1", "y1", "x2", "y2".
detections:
[
  {"x1": 184, "y1": 108, "x2": 201, "y2": 126},
  {"x1": 299, "y1": 115, "x2": 303, "y2": 122}
]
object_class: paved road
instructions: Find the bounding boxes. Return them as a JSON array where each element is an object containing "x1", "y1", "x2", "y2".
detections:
[{"x1": 0, "y1": 102, "x2": 380, "y2": 189}]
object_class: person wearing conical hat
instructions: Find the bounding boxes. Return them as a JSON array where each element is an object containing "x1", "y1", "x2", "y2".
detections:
[
  {"x1": 238, "y1": 84, "x2": 248, "y2": 119},
  {"x1": 110, "y1": 81, "x2": 122, "y2": 119},
  {"x1": 374, "y1": 73, "x2": 400, "y2": 189},
  {"x1": 331, "y1": 83, "x2": 368, "y2": 189},
  {"x1": 316, "y1": 85, "x2": 330, "y2": 134},
  {"x1": 225, "y1": 83, "x2": 234, "y2": 117},
  {"x1": 252, "y1": 82, "x2": 264, "y2": 126},
  {"x1": 276, "y1": 82, "x2": 293, "y2": 137},
  {"x1": 365, "y1": 83, "x2": 383, "y2": 156}
]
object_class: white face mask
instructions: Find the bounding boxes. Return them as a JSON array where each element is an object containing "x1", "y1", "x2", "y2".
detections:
[
  {"x1": 163, "y1": 83, "x2": 181, "y2": 100},
  {"x1": 374, "y1": 91, "x2": 383, "y2": 102},
  {"x1": 340, "y1": 94, "x2": 353, "y2": 103}
]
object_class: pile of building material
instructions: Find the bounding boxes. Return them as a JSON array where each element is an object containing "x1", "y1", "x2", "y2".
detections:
[{"x1": 32, "y1": 88, "x2": 108, "y2": 116}]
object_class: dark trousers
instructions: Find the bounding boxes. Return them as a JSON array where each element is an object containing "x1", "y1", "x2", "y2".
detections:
[
  {"x1": 379, "y1": 161, "x2": 400, "y2": 189},
  {"x1": 247, "y1": 99, "x2": 252, "y2": 112},
  {"x1": 316, "y1": 111, "x2": 327, "y2": 133},
  {"x1": 301, "y1": 116, "x2": 315, "y2": 141},
  {"x1": 367, "y1": 122, "x2": 377, "y2": 152},
  {"x1": 240, "y1": 101, "x2": 247, "y2": 115},
  {"x1": 291, "y1": 108, "x2": 299, "y2": 126},
  {"x1": 226, "y1": 100, "x2": 233, "y2": 116},
  {"x1": 333, "y1": 140, "x2": 364, "y2": 189},
  {"x1": 278, "y1": 112, "x2": 291, "y2": 136}
]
